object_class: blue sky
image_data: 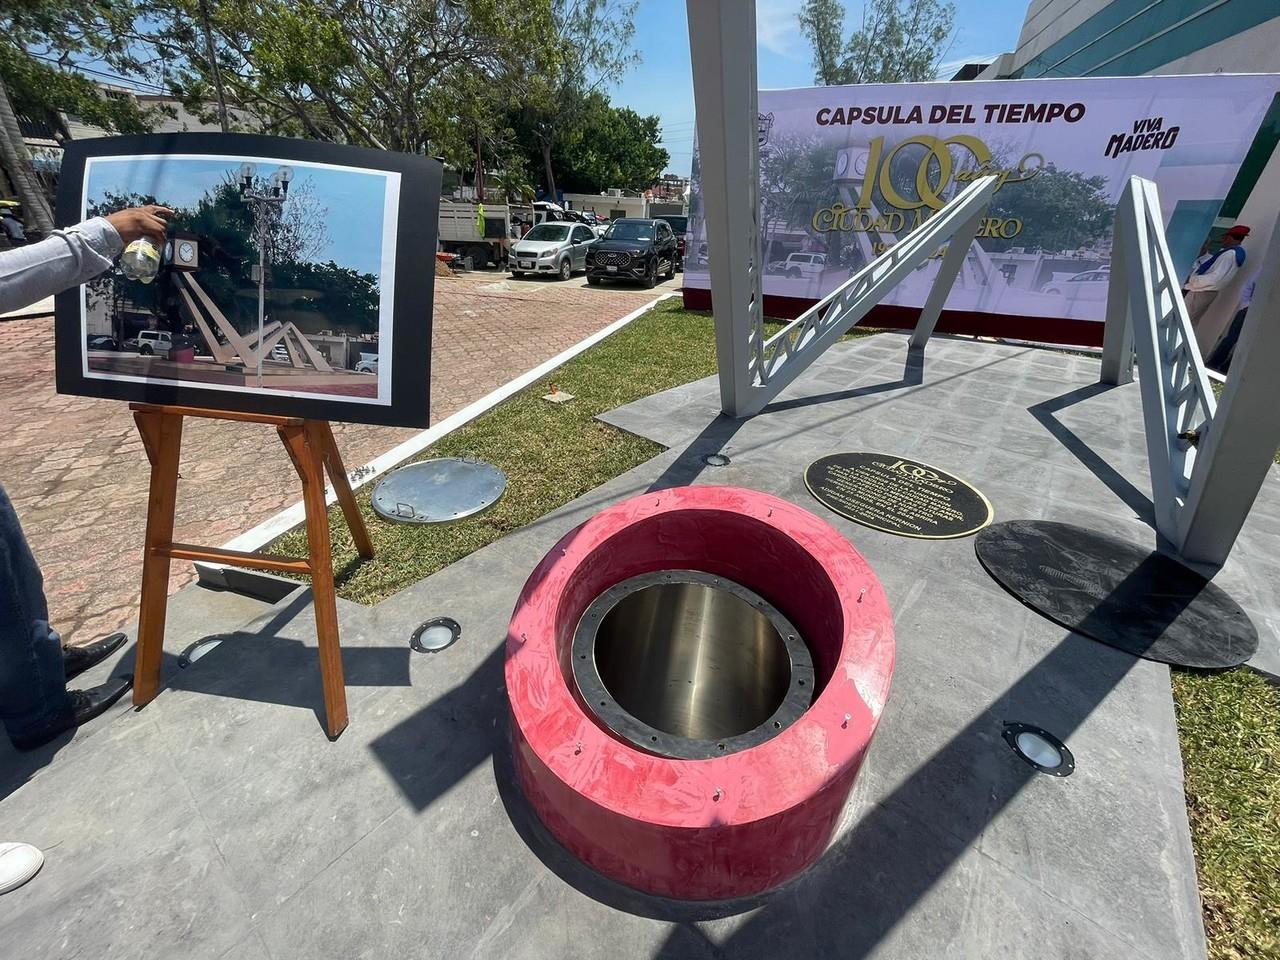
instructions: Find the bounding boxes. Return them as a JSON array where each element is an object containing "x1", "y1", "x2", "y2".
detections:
[
  {"x1": 84, "y1": 156, "x2": 388, "y2": 275},
  {"x1": 612, "y1": 0, "x2": 1030, "y2": 176}
]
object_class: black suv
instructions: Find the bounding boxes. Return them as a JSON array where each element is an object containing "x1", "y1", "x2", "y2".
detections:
[{"x1": 585, "y1": 218, "x2": 678, "y2": 288}]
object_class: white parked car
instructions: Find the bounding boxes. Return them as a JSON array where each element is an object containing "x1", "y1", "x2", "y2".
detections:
[
  {"x1": 122, "y1": 329, "x2": 174, "y2": 356},
  {"x1": 769, "y1": 252, "x2": 827, "y2": 279},
  {"x1": 1042, "y1": 267, "x2": 1111, "y2": 302},
  {"x1": 355, "y1": 356, "x2": 378, "y2": 374}
]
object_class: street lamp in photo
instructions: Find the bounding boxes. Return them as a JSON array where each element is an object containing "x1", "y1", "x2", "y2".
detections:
[{"x1": 236, "y1": 162, "x2": 293, "y2": 386}]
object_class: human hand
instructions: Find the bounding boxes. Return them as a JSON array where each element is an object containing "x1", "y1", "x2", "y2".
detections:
[{"x1": 105, "y1": 205, "x2": 175, "y2": 246}]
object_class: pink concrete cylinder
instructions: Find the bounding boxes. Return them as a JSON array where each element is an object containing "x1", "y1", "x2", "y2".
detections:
[{"x1": 505, "y1": 485, "x2": 895, "y2": 900}]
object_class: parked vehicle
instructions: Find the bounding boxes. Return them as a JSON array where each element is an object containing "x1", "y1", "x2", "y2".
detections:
[
  {"x1": 510, "y1": 222, "x2": 597, "y2": 280},
  {"x1": 438, "y1": 200, "x2": 515, "y2": 269},
  {"x1": 270, "y1": 344, "x2": 290, "y2": 363},
  {"x1": 355, "y1": 354, "x2": 378, "y2": 374},
  {"x1": 531, "y1": 200, "x2": 567, "y2": 223},
  {"x1": 585, "y1": 218, "x2": 678, "y2": 289},
  {"x1": 123, "y1": 329, "x2": 173, "y2": 356},
  {"x1": 1042, "y1": 267, "x2": 1110, "y2": 302},
  {"x1": 657, "y1": 215, "x2": 688, "y2": 271},
  {"x1": 769, "y1": 252, "x2": 827, "y2": 279},
  {"x1": 86, "y1": 334, "x2": 118, "y2": 351}
]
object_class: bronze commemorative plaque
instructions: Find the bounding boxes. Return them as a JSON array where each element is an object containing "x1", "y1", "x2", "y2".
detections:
[{"x1": 804, "y1": 452, "x2": 992, "y2": 539}]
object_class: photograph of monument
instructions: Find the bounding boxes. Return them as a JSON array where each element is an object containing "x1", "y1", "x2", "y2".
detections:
[{"x1": 76, "y1": 151, "x2": 399, "y2": 405}]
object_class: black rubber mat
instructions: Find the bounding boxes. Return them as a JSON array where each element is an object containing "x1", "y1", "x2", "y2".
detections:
[{"x1": 975, "y1": 520, "x2": 1257, "y2": 668}]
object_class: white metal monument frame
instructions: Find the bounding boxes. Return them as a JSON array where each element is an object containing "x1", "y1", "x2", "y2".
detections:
[
  {"x1": 687, "y1": 3, "x2": 1279, "y2": 568},
  {"x1": 1101, "y1": 175, "x2": 1280, "y2": 567},
  {"x1": 687, "y1": 1, "x2": 997, "y2": 419}
]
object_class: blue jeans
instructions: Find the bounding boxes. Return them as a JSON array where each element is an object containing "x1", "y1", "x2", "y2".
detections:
[{"x1": 0, "y1": 483, "x2": 71, "y2": 742}]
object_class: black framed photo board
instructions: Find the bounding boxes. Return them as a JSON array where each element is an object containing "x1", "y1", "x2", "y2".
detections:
[{"x1": 55, "y1": 133, "x2": 440, "y2": 427}]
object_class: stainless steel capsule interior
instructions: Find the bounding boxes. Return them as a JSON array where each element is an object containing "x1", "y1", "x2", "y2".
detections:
[{"x1": 592, "y1": 579, "x2": 793, "y2": 742}]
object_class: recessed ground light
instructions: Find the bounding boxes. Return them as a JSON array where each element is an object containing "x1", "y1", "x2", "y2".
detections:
[
  {"x1": 410, "y1": 617, "x2": 461, "y2": 653},
  {"x1": 1002, "y1": 721, "x2": 1074, "y2": 777},
  {"x1": 177, "y1": 636, "x2": 225, "y2": 668},
  {"x1": 702, "y1": 453, "x2": 731, "y2": 467}
]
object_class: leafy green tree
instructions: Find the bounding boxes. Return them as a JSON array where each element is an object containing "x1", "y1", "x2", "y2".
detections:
[
  {"x1": 1, "y1": 1, "x2": 153, "y2": 230},
  {"x1": 274, "y1": 260, "x2": 379, "y2": 334},
  {"x1": 524, "y1": 91, "x2": 668, "y2": 194},
  {"x1": 986, "y1": 163, "x2": 1114, "y2": 254},
  {"x1": 142, "y1": 0, "x2": 555, "y2": 160},
  {"x1": 517, "y1": 0, "x2": 641, "y2": 199},
  {"x1": 798, "y1": 0, "x2": 955, "y2": 86}
]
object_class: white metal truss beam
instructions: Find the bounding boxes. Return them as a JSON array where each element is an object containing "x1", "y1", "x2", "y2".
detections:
[
  {"x1": 686, "y1": 0, "x2": 765, "y2": 418},
  {"x1": 743, "y1": 176, "x2": 997, "y2": 415},
  {"x1": 686, "y1": 0, "x2": 997, "y2": 418},
  {"x1": 1095, "y1": 175, "x2": 1280, "y2": 567},
  {"x1": 1178, "y1": 225, "x2": 1280, "y2": 565}
]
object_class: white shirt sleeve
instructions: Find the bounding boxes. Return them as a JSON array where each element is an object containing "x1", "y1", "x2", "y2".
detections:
[
  {"x1": 0, "y1": 218, "x2": 124, "y2": 313},
  {"x1": 1185, "y1": 249, "x2": 1240, "y2": 292}
]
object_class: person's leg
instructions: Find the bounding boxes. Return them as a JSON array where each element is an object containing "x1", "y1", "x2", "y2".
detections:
[
  {"x1": 0, "y1": 483, "x2": 72, "y2": 744},
  {"x1": 1207, "y1": 307, "x2": 1248, "y2": 372},
  {"x1": 1185, "y1": 289, "x2": 1216, "y2": 327}
]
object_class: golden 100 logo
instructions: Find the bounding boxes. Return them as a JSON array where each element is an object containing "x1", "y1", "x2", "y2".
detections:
[{"x1": 811, "y1": 134, "x2": 1044, "y2": 242}]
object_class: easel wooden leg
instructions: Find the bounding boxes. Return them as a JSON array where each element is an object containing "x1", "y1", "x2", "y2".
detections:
[
  {"x1": 280, "y1": 422, "x2": 349, "y2": 739},
  {"x1": 132, "y1": 409, "x2": 183, "y2": 706},
  {"x1": 317, "y1": 421, "x2": 374, "y2": 560}
]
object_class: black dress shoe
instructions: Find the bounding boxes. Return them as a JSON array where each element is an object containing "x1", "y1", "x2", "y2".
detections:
[
  {"x1": 63, "y1": 632, "x2": 127, "y2": 680},
  {"x1": 10, "y1": 676, "x2": 134, "y2": 752}
]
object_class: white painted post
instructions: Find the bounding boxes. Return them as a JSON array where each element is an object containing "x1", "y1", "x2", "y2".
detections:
[
  {"x1": 1123, "y1": 183, "x2": 1184, "y2": 541},
  {"x1": 686, "y1": 0, "x2": 763, "y2": 419},
  {"x1": 1177, "y1": 228, "x2": 1280, "y2": 566},
  {"x1": 909, "y1": 209, "x2": 987, "y2": 349},
  {"x1": 1099, "y1": 181, "x2": 1135, "y2": 386}
]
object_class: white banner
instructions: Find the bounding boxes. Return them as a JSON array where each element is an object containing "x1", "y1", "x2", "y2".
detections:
[{"x1": 685, "y1": 74, "x2": 1280, "y2": 339}]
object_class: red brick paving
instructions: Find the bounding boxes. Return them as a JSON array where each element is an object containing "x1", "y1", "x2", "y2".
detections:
[{"x1": 0, "y1": 271, "x2": 668, "y2": 645}]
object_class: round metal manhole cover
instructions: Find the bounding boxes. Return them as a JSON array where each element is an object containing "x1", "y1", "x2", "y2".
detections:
[{"x1": 372, "y1": 458, "x2": 507, "y2": 524}]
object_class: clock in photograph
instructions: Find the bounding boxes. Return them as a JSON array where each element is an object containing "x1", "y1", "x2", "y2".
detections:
[{"x1": 168, "y1": 233, "x2": 199, "y2": 272}]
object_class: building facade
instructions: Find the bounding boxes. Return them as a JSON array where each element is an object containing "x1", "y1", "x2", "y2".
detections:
[{"x1": 976, "y1": 3, "x2": 1280, "y2": 348}]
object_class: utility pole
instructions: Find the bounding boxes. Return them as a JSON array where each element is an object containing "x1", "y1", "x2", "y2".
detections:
[{"x1": 237, "y1": 163, "x2": 293, "y2": 386}]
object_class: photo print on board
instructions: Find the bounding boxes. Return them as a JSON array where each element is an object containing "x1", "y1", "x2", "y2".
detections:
[{"x1": 55, "y1": 133, "x2": 440, "y2": 427}]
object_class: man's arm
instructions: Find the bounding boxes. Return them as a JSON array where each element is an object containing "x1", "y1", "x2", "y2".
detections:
[
  {"x1": 0, "y1": 205, "x2": 174, "y2": 314},
  {"x1": 0, "y1": 219, "x2": 122, "y2": 313}
]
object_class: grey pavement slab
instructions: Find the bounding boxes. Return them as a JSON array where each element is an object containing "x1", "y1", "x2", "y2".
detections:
[{"x1": 7, "y1": 331, "x2": 1270, "y2": 958}]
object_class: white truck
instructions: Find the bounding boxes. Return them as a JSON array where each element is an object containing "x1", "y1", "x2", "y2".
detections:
[
  {"x1": 768, "y1": 251, "x2": 828, "y2": 279},
  {"x1": 437, "y1": 201, "x2": 516, "y2": 269},
  {"x1": 438, "y1": 200, "x2": 574, "y2": 269}
]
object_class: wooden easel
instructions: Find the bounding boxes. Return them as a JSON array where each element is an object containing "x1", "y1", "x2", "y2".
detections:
[{"x1": 130, "y1": 403, "x2": 374, "y2": 739}]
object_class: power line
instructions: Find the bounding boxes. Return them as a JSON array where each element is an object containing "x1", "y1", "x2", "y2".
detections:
[{"x1": 27, "y1": 54, "x2": 167, "y2": 94}]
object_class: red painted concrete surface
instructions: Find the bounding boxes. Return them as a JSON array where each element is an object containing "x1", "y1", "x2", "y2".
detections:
[{"x1": 506, "y1": 485, "x2": 896, "y2": 900}]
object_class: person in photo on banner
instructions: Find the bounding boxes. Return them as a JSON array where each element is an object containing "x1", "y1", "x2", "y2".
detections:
[
  {"x1": 0, "y1": 203, "x2": 172, "y2": 755},
  {"x1": 1183, "y1": 224, "x2": 1250, "y2": 328}
]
